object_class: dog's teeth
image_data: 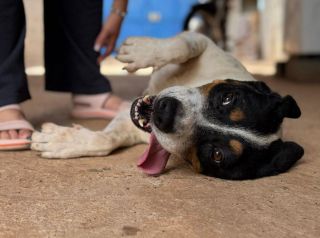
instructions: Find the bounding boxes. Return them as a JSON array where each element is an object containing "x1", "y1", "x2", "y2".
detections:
[
  {"x1": 143, "y1": 95, "x2": 150, "y2": 104},
  {"x1": 135, "y1": 112, "x2": 139, "y2": 117},
  {"x1": 135, "y1": 106, "x2": 138, "y2": 112},
  {"x1": 138, "y1": 119, "x2": 145, "y2": 127}
]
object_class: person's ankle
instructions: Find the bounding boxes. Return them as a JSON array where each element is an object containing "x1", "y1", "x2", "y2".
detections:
[{"x1": 0, "y1": 108, "x2": 26, "y2": 122}]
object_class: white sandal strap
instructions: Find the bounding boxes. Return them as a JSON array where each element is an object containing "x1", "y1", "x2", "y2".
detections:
[
  {"x1": 0, "y1": 120, "x2": 34, "y2": 131},
  {"x1": 0, "y1": 104, "x2": 21, "y2": 112}
]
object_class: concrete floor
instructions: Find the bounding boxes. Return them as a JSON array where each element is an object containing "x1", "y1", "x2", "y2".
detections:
[
  {"x1": 0, "y1": 75, "x2": 319, "y2": 237},
  {"x1": 3, "y1": 1, "x2": 317, "y2": 237}
]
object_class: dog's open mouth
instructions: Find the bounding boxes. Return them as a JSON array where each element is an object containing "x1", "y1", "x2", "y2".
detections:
[
  {"x1": 130, "y1": 95, "x2": 155, "y2": 133},
  {"x1": 130, "y1": 95, "x2": 171, "y2": 176}
]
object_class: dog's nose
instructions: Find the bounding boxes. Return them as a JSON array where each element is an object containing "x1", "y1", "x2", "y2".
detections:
[{"x1": 153, "y1": 97, "x2": 180, "y2": 133}]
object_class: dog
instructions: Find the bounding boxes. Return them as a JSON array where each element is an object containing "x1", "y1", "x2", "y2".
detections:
[
  {"x1": 183, "y1": 0, "x2": 228, "y2": 49},
  {"x1": 31, "y1": 32, "x2": 304, "y2": 180}
]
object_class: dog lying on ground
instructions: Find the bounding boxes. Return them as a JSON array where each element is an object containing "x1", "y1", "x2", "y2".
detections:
[{"x1": 31, "y1": 32, "x2": 304, "y2": 180}]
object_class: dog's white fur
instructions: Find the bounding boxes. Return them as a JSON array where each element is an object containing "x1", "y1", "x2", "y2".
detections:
[{"x1": 31, "y1": 32, "x2": 256, "y2": 158}]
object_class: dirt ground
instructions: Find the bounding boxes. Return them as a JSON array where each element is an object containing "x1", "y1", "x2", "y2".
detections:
[
  {"x1": 2, "y1": 1, "x2": 318, "y2": 237},
  {"x1": 0, "y1": 75, "x2": 319, "y2": 237}
]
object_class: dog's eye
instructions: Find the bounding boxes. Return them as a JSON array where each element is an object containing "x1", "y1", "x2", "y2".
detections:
[
  {"x1": 212, "y1": 148, "x2": 223, "y2": 163},
  {"x1": 222, "y1": 93, "x2": 234, "y2": 106}
]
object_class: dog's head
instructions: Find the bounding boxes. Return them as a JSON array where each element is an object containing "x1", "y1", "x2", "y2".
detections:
[{"x1": 131, "y1": 79, "x2": 304, "y2": 180}]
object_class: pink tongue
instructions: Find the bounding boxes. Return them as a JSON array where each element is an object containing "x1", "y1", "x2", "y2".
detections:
[{"x1": 137, "y1": 132, "x2": 171, "y2": 175}]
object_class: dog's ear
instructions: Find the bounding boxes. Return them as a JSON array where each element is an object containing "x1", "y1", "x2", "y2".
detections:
[
  {"x1": 276, "y1": 95, "x2": 301, "y2": 119},
  {"x1": 249, "y1": 82, "x2": 302, "y2": 119},
  {"x1": 256, "y1": 140, "x2": 304, "y2": 178}
]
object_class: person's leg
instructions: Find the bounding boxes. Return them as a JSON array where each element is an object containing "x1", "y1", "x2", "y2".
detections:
[
  {"x1": 43, "y1": 0, "x2": 111, "y2": 94},
  {"x1": 43, "y1": 0, "x2": 124, "y2": 117},
  {"x1": 0, "y1": 0, "x2": 32, "y2": 140}
]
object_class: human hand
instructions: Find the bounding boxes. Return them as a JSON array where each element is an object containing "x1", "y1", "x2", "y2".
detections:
[{"x1": 94, "y1": 14, "x2": 123, "y2": 63}]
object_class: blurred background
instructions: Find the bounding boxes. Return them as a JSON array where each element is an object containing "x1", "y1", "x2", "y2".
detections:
[{"x1": 25, "y1": 0, "x2": 320, "y2": 80}]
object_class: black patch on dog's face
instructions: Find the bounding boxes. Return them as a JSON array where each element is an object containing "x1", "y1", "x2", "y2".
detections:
[
  {"x1": 185, "y1": 79, "x2": 303, "y2": 179},
  {"x1": 131, "y1": 79, "x2": 303, "y2": 180},
  {"x1": 203, "y1": 79, "x2": 301, "y2": 134},
  {"x1": 188, "y1": 127, "x2": 304, "y2": 180}
]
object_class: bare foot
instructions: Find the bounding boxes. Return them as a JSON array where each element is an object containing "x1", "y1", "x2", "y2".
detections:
[{"x1": 0, "y1": 109, "x2": 32, "y2": 140}]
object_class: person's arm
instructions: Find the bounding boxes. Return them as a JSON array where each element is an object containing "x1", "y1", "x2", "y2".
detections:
[{"x1": 94, "y1": 0, "x2": 128, "y2": 63}]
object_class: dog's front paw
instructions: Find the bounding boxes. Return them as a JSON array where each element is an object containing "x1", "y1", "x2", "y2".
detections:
[
  {"x1": 116, "y1": 37, "x2": 169, "y2": 73},
  {"x1": 31, "y1": 123, "x2": 112, "y2": 159}
]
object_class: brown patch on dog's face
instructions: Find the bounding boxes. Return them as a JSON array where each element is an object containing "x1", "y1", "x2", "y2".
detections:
[
  {"x1": 230, "y1": 108, "x2": 245, "y2": 122},
  {"x1": 199, "y1": 79, "x2": 225, "y2": 96},
  {"x1": 186, "y1": 147, "x2": 202, "y2": 173},
  {"x1": 229, "y1": 139, "x2": 244, "y2": 156}
]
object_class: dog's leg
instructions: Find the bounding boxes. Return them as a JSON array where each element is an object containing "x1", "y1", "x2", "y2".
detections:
[
  {"x1": 31, "y1": 109, "x2": 149, "y2": 159},
  {"x1": 116, "y1": 32, "x2": 209, "y2": 73}
]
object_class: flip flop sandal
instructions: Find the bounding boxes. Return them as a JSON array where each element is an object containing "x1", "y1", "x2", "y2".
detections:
[
  {"x1": 71, "y1": 93, "x2": 129, "y2": 119},
  {"x1": 0, "y1": 105, "x2": 34, "y2": 151}
]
